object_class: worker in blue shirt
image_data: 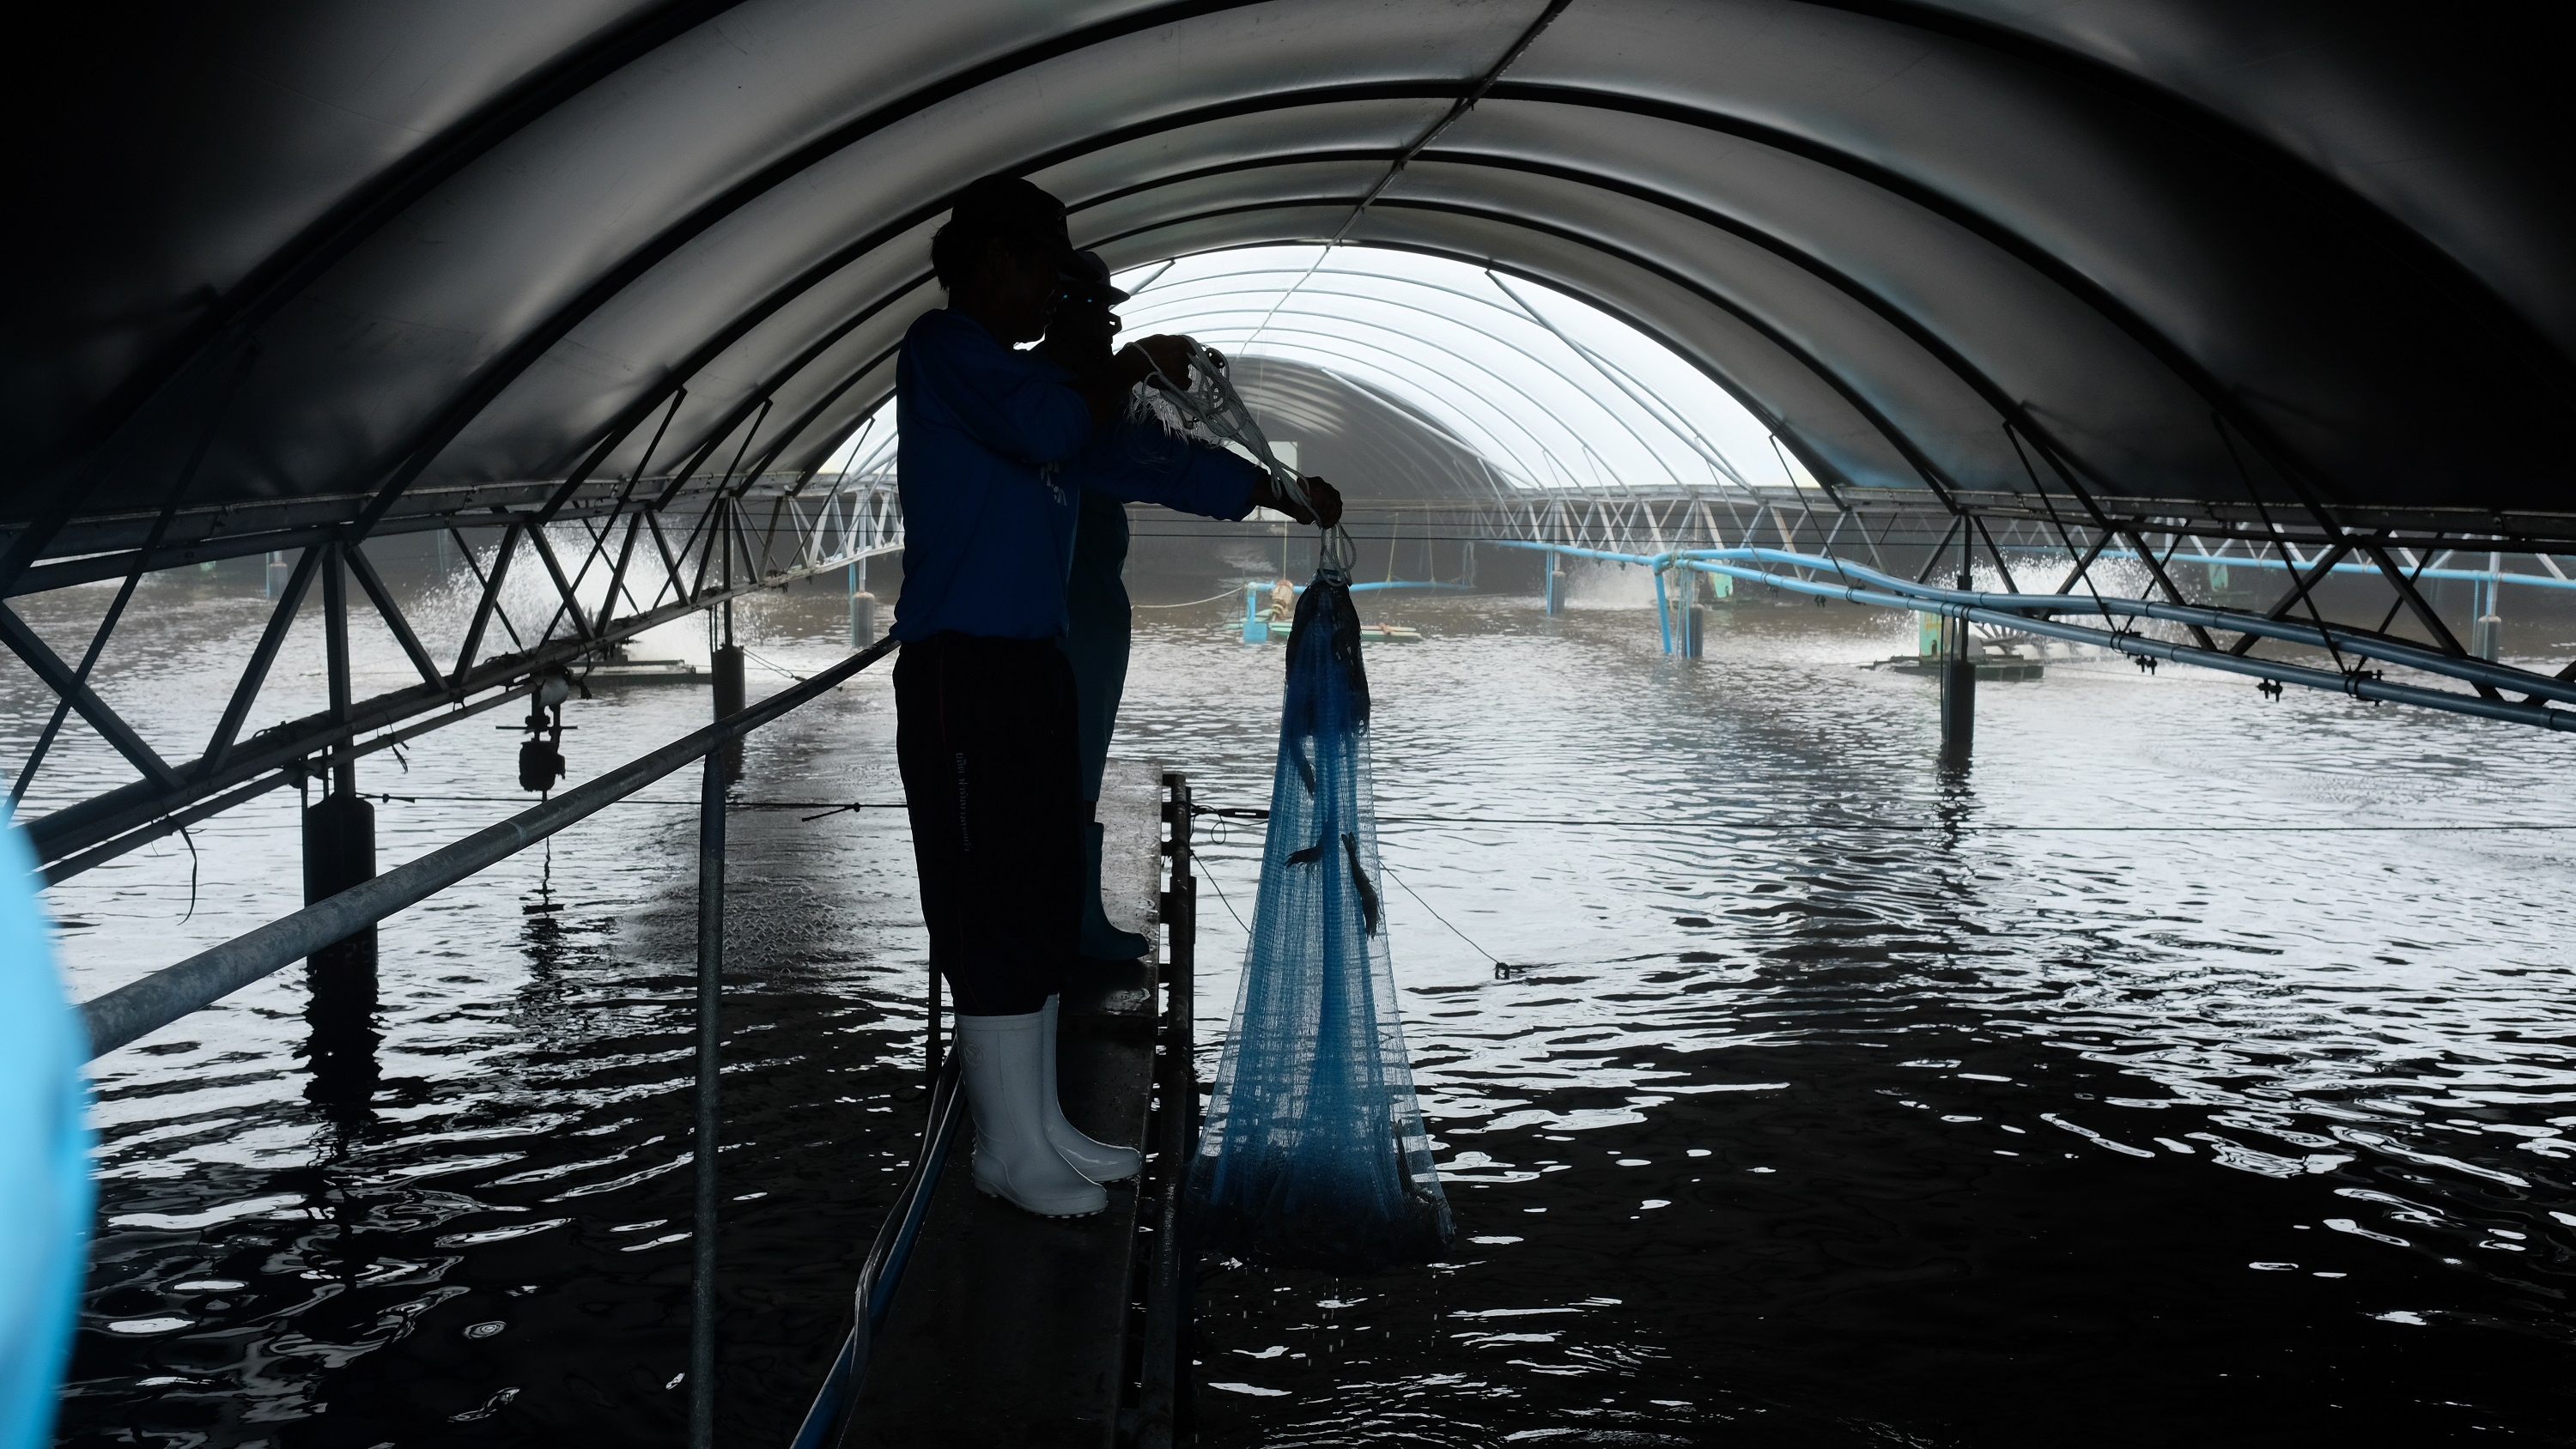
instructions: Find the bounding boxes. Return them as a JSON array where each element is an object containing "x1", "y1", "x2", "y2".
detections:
[
  {"x1": 891, "y1": 178, "x2": 1327, "y2": 1219},
  {"x1": 1036, "y1": 252, "x2": 1340, "y2": 964}
]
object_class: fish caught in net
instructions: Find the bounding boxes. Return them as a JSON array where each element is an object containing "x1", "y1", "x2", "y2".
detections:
[
  {"x1": 1186, "y1": 574, "x2": 1453, "y2": 1268},
  {"x1": 1150, "y1": 343, "x2": 1451, "y2": 1268}
]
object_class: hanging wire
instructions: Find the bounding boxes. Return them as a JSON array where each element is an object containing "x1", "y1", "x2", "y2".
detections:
[
  {"x1": 738, "y1": 646, "x2": 808, "y2": 682},
  {"x1": 177, "y1": 826, "x2": 202, "y2": 924},
  {"x1": 1134, "y1": 585, "x2": 1258, "y2": 609},
  {"x1": 312, "y1": 788, "x2": 2576, "y2": 834},
  {"x1": 1198, "y1": 856, "x2": 1251, "y2": 935}
]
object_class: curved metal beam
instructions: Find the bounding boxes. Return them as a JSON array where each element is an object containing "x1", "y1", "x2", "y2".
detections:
[
  {"x1": 316, "y1": 2, "x2": 1317, "y2": 542},
  {"x1": 76, "y1": 10, "x2": 2523, "y2": 546},
  {"x1": 1069, "y1": 142, "x2": 2238, "y2": 494},
  {"x1": 1094, "y1": 197, "x2": 1967, "y2": 500},
  {"x1": 514, "y1": 71, "x2": 2192, "y2": 518},
  {"x1": 54, "y1": 0, "x2": 760, "y2": 486},
  {"x1": 464, "y1": 67, "x2": 2442, "y2": 525},
  {"x1": 1120, "y1": 295, "x2": 1704, "y2": 491},
  {"x1": 447, "y1": 70, "x2": 2360, "y2": 523},
  {"x1": 1481, "y1": 80, "x2": 2337, "y2": 496},
  {"x1": 1797, "y1": 0, "x2": 2573, "y2": 372}
]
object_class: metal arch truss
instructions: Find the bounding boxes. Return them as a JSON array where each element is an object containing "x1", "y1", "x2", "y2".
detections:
[
  {"x1": 1117, "y1": 252, "x2": 1818, "y2": 503},
  {"x1": 5, "y1": 470, "x2": 904, "y2": 884},
  {"x1": 1441, "y1": 482, "x2": 2576, "y2": 733}
]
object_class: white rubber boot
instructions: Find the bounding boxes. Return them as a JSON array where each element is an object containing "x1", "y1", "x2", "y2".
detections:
[
  {"x1": 957, "y1": 1011, "x2": 1108, "y2": 1218},
  {"x1": 1042, "y1": 994, "x2": 1143, "y2": 1184}
]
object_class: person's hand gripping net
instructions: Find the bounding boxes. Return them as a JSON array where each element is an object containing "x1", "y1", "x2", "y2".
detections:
[{"x1": 1122, "y1": 336, "x2": 1348, "y2": 541}]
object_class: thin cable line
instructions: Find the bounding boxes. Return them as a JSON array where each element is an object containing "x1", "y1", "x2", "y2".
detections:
[
  {"x1": 333, "y1": 793, "x2": 2576, "y2": 834},
  {"x1": 1194, "y1": 805, "x2": 2576, "y2": 834},
  {"x1": 1199, "y1": 858, "x2": 1250, "y2": 935},
  {"x1": 1378, "y1": 860, "x2": 1509, "y2": 969},
  {"x1": 737, "y1": 646, "x2": 808, "y2": 682},
  {"x1": 1134, "y1": 585, "x2": 1255, "y2": 609}
]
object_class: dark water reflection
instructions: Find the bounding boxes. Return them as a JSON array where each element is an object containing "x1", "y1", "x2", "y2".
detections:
[
  {"x1": 39, "y1": 571, "x2": 2576, "y2": 1446},
  {"x1": 1155, "y1": 594, "x2": 2576, "y2": 1448}
]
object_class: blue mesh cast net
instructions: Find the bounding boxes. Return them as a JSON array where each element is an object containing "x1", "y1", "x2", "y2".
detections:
[{"x1": 1187, "y1": 572, "x2": 1453, "y2": 1270}]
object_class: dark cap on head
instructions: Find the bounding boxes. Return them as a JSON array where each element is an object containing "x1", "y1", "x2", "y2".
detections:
[
  {"x1": 1060, "y1": 249, "x2": 1130, "y2": 307},
  {"x1": 932, "y1": 174, "x2": 1078, "y2": 288}
]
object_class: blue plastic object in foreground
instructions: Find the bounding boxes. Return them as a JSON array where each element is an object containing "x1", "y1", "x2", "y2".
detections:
[
  {"x1": 1188, "y1": 573, "x2": 1452, "y2": 1269},
  {"x1": 0, "y1": 821, "x2": 92, "y2": 1449}
]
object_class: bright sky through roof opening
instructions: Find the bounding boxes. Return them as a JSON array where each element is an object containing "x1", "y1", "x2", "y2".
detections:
[
  {"x1": 1116, "y1": 246, "x2": 1807, "y2": 494},
  {"x1": 823, "y1": 245, "x2": 1816, "y2": 496}
]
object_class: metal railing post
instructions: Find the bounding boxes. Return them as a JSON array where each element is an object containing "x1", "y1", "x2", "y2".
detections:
[
  {"x1": 1139, "y1": 773, "x2": 1198, "y2": 1449},
  {"x1": 926, "y1": 963, "x2": 943, "y2": 1094},
  {"x1": 690, "y1": 749, "x2": 726, "y2": 1449}
]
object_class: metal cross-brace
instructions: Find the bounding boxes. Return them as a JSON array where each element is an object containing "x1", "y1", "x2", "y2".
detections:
[
  {"x1": 0, "y1": 607, "x2": 183, "y2": 791},
  {"x1": 2226, "y1": 539, "x2": 2354, "y2": 656},
  {"x1": 2358, "y1": 542, "x2": 2503, "y2": 700},
  {"x1": 341, "y1": 539, "x2": 449, "y2": 694},
  {"x1": 10, "y1": 468, "x2": 902, "y2": 879}
]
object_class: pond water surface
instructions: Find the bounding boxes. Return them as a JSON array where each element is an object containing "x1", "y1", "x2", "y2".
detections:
[{"x1": 34, "y1": 569, "x2": 2576, "y2": 1446}]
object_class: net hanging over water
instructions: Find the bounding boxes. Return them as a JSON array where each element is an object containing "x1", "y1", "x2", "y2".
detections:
[
  {"x1": 1144, "y1": 341, "x2": 1449, "y2": 1267},
  {"x1": 1185, "y1": 573, "x2": 1454, "y2": 1268}
]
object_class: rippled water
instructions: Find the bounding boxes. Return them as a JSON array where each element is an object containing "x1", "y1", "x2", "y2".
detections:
[{"x1": 36, "y1": 567, "x2": 2576, "y2": 1446}]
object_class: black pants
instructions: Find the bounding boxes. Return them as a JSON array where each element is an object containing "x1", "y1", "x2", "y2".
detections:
[{"x1": 894, "y1": 632, "x2": 1081, "y2": 1016}]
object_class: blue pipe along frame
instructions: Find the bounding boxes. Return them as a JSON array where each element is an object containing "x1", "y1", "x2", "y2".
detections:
[{"x1": 1493, "y1": 542, "x2": 2576, "y2": 734}]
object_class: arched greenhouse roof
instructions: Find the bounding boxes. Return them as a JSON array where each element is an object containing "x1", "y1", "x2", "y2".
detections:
[{"x1": 11, "y1": 1, "x2": 2573, "y2": 542}]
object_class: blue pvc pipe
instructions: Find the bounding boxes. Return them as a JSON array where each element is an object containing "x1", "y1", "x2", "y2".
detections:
[
  {"x1": 1483, "y1": 539, "x2": 2576, "y2": 728},
  {"x1": 1665, "y1": 546, "x2": 2576, "y2": 706},
  {"x1": 1242, "y1": 583, "x2": 1267, "y2": 643}
]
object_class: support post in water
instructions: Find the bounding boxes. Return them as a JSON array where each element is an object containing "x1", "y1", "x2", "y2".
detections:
[
  {"x1": 1939, "y1": 638, "x2": 1976, "y2": 765},
  {"x1": 1140, "y1": 772, "x2": 1200, "y2": 1449},
  {"x1": 1656, "y1": 567, "x2": 1674, "y2": 654},
  {"x1": 848, "y1": 554, "x2": 875, "y2": 646},
  {"x1": 2472, "y1": 552, "x2": 2502, "y2": 662},
  {"x1": 1543, "y1": 549, "x2": 1563, "y2": 615},
  {"x1": 713, "y1": 636, "x2": 745, "y2": 784},
  {"x1": 715, "y1": 506, "x2": 744, "y2": 782},
  {"x1": 690, "y1": 749, "x2": 726, "y2": 1449},
  {"x1": 1940, "y1": 527, "x2": 1976, "y2": 766},
  {"x1": 306, "y1": 541, "x2": 379, "y2": 1113}
]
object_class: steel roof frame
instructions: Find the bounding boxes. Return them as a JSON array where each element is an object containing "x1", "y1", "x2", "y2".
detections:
[
  {"x1": 1115, "y1": 261, "x2": 1770, "y2": 492},
  {"x1": 9, "y1": 0, "x2": 2573, "y2": 868},
  {"x1": 32, "y1": 19, "x2": 2555, "y2": 550}
]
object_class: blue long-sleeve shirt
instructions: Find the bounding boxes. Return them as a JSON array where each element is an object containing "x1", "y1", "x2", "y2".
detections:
[
  {"x1": 893, "y1": 307, "x2": 1259, "y2": 640},
  {"x1": 1063, "y1": 409, "x2": 1265, "y2": 631},
  {"x1": 891, "y1": 309, "x2": 1093, "y2": 641},
  {"x1": 1071, "y1": 407, "x2": 1263, "y2": 529}
]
